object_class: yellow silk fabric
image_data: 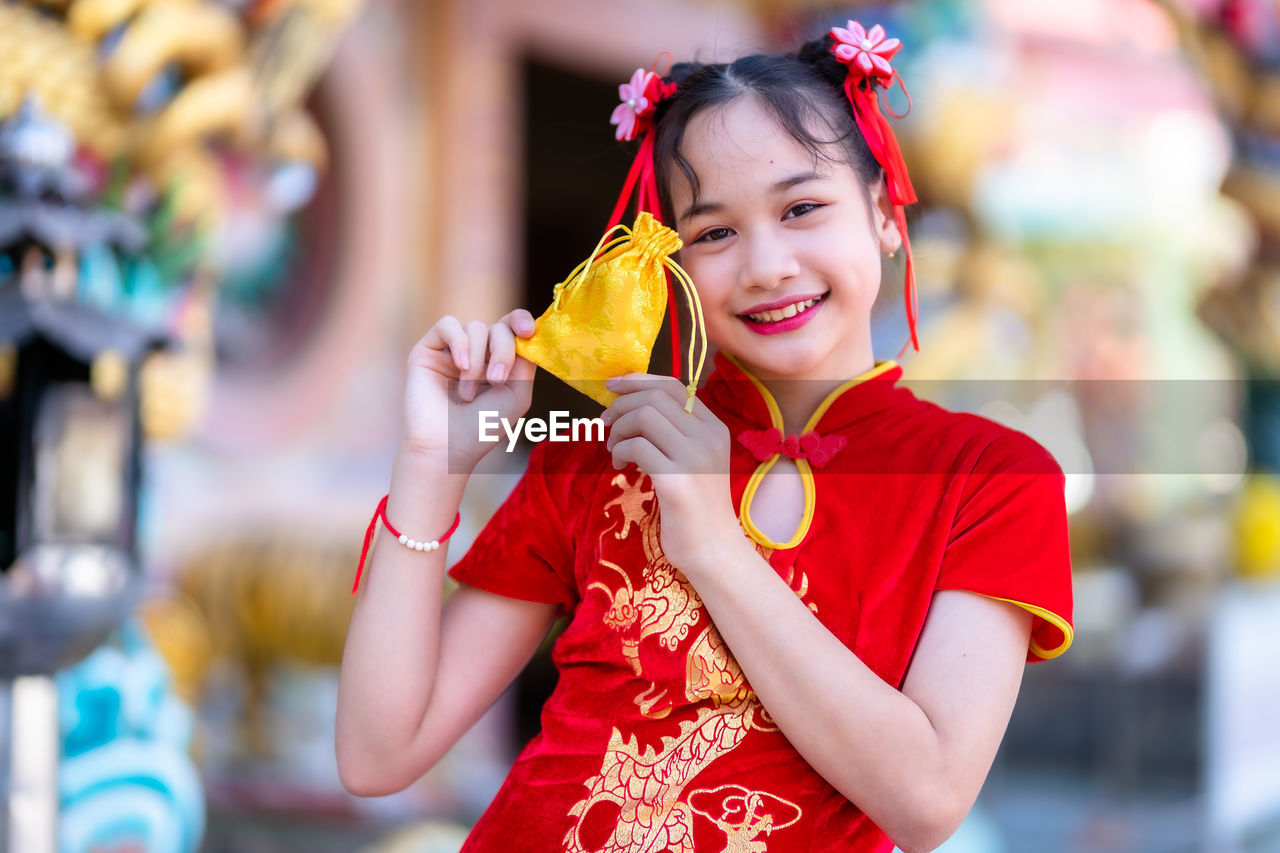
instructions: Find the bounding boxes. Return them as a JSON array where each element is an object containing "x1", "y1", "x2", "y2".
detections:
[{"x1": 517, "y1": 213, "x2": 684, "y2": 407}]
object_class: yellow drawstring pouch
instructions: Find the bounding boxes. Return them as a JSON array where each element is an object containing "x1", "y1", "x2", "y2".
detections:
[{"x1": 516, "y1": 212, "x2": 707, "y2": 411}]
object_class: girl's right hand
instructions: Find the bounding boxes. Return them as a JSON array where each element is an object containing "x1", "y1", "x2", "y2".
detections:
[{"x1": 403, "y1": 309, "x2": 538, "y2": 469}]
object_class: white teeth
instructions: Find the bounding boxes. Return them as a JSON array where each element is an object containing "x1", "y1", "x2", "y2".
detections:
[{"x1": 745, "y1": 296, "x2": 821, "y2": 323}]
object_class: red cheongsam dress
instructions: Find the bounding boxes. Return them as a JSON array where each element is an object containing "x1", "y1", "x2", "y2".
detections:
[{"x1": 447, "y1": 352, "x2": 1073, "y2": 852}]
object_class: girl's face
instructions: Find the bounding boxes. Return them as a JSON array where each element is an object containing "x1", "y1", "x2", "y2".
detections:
[{"x1": 669, "y1": 96, "x2": 900, "y2": 383}]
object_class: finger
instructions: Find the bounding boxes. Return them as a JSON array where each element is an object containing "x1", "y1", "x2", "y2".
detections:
[
  {"x1": 610, "y1": 436, "x2": 670, "y2": 475},
  {"x1": 605, "y1": 373, "x2": 688, "y2": 405},
  {"x1": 486, "y1": 322, "x2": 516, "y2": 384},
  {"x1": 603, "y1": 388, "x2": 697, "y2": 437},
  {"x1": 496, "y1": 353, "x2": 536, "y2": 412},
  {"x1": 464, "y1": 322, "x2": 489, "y2": 380},
  {"x1": 682, "y1": 393, "x2": 727, "y2": 431},
  {"x1": 607, "y1": 404, "x2": 689, "y2": 459},
  {"x1": 422, "y1": 316, "x2": 470, "y2": 373},
  {"x1": 509, "y1": 353, "x2": 536, "y2": 385},
  {"x1": 501, "y1": 308, "x2": 537, "y2": 339},
  {"x1": 459, "y1": 321, "x2": 489, "y2": 401},
  {"x1": 635, "y1": 380, "x2": 719, "y2": 430},
  {"x1": 701, "y1": 407, "x2": 732, "y2": 445}
]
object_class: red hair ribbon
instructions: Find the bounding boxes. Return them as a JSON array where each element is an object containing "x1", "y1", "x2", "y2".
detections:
[
  {"x1": 737, "y1": 427, "x2": 848, "y2": 468},
  {"x1": 830, "y1": 21, "x2": 920, "y2": 355},
  {"x1": 607, "y1": 64, "x2": 682, "y2": 377}
]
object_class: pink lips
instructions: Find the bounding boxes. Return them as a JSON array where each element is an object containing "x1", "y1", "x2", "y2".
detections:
[{"x1": 739, "y1": 294, "x2": 826, "y2": 336}]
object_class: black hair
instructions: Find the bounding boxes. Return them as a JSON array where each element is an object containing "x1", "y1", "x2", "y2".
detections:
[{"x1": 650, "y1": 35, "x2": 883, "y2": 226}]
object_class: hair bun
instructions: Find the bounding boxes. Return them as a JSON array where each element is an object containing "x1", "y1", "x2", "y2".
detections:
[
  {"x1": 796, "y1": 37, "x2": 830, "y2": 64},
  {"x1": 796, "y1": 36, "x2": 846, "y2": 87},
  {"x1": 665, "y1": 61, "x2": 705, "y2": 87}
]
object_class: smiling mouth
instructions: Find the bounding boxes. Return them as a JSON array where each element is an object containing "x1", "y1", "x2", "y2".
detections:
[{"x1": 741, "y1": 293, "x2": 827, "y2": 324}]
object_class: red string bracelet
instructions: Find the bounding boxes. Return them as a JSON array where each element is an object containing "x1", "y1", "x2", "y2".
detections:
[{"x1": 352, "y1": 494, "x2": 461, "y2": 594}]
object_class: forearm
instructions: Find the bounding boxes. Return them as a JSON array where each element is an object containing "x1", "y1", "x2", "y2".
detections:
[
  {"x1": 681, "y1": 531, "x2": 958, "y2": 850},
  {"x1": 335, "y1": 446, "x2": 470, "y2": 779}
]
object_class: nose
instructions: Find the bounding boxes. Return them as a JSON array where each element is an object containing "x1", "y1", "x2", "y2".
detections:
[{"x1": 739, "y1": 228, "x2": 799, "y2": 291}]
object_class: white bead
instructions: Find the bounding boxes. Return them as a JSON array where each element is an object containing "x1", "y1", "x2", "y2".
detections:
[
  {"x1": 861, "y1": 39, "x2": 873, "y2": 50},
  {"x1": 399, "y1": 529, "x2": 450, "y2": 553}
]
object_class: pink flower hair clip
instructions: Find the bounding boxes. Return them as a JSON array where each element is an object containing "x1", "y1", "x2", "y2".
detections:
[
  {"x1": 610, "y1": 67, "x2": 677, "y2": 142},
  {"x1": 830, "y1": 21, "x2": 901, "y2": 86}
]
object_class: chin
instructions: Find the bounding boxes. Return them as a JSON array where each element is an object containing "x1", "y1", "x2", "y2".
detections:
[{"x1": 735, "y1": 350, "x2": 827, "y2": 382}]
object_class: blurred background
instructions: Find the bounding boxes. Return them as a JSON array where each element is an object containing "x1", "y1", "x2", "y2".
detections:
[{"x1": 2, "y1": 0, "x2": 1280, "y2": 851}]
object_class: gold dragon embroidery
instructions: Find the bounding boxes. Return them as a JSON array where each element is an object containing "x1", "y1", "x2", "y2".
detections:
[
  {"x1": 566, "y1": 472, "x2": 814, "y2": 853},
  {"x1": 563, "y1": 629, "x2": 767, "y2": 853},
  {"x1": 592, "y1": 474, "x2": 704, "y2": 707},
  {"x1": 688, "y1": 785, "x2": 803, "y2": 853}
]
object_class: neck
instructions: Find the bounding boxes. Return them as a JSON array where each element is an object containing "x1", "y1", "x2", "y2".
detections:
[
  {"x1": 730, "y1": 345, "x2": 877, "y2": 434},
  {"x1": 760, "y1": 373, "x2": 871, "y2": 434}
]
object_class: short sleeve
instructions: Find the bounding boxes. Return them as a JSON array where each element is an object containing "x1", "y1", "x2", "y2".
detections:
[
  {"x1": 447, "y1": 442, "x2": 581, "y2": 619},
  {"x1": 934, "y1": 429, "x2": 1074, "y2": 662}
]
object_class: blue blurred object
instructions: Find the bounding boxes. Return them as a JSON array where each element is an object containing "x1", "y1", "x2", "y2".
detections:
[
  {"x1": 55, "y1": 622, "x2": 205, "y2": 853},
  {"x1": 1243, "y1": 375, "x2": 1280, "y2": 472},
  {"x1": 77, "y1": 243, "x2": 123, "y2": 313},
  {"x1": 122, "y1": 255, "x2": 170, "y2": 333}
]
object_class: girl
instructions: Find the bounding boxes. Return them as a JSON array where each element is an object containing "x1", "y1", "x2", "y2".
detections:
[{"x1": 336, "y1": 26, "x2": 1073, "y2": 853}]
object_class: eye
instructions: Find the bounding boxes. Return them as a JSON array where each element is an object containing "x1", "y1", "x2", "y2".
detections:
[
  {"x1": 693, "y1": 226, "x2": 733, "y2": 244},
  {"x1": 784, "y1": 202, "x2": 822, "y2": 219}
]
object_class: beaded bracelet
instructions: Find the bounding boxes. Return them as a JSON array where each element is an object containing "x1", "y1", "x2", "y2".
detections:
[{"x1": 352, "y1": 494, "x2": 461, "y2": 594}]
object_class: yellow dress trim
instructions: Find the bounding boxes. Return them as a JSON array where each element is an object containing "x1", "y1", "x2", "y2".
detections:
[
  {"x1": 738, "y1": 455, "x2": 818, "y2": 550},
  {"x1": 976, "y1": 594, "x2": 1075, "y2": 660},
  {"x1": 725, "y1": 355, "x2": 899, "y2": 550},
  {"x1": 799, "y1": 360, "x2": 900, "y2": 434}
]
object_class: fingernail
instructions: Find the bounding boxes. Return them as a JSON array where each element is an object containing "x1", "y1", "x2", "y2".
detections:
[
  {"x1": 606, "y1": 376, "x2": 620, "y2": 390},
  {"x1": 458, "y1": 352, "x2": 470, "y2": 370},
  {"x1": 488, "y1": 363, "x2": 506, "y2": 382},
  {"x1": 458, "y1": 380, "x2": 475, "y2": 400}
]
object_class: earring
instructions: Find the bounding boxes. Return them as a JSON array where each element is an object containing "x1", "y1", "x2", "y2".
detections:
[{"x1": 887, "y1": 249, "x2": 897, "y2": 260}]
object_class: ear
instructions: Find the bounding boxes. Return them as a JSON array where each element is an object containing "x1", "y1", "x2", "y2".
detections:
[{"x1": 868, "y1": 179, "x2": 902, "y2": 254}]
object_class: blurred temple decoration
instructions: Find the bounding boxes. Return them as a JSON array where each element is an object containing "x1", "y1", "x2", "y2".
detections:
[
  {"x1": 1160, "y1": 0, "x2": 1280, "y2": 471},
  {"x1": 1156, "y1": 8, "x2": 1280, "y2": 841},
  {"x1": 0, "y1": 0, "x2": 366, "y2": 441},
  {"x1": 0, "y1": 1, "x2": 363, "y2": 851},
  {"x1": 1158, "y1": 0, "x2": 1280, "y2": 595},
  {"x1": 53, "y1": 624, "x2": 206, "y2": 853},
  {"x1": 2, "y1": 0, "x2": 1275, "y2": 849}
]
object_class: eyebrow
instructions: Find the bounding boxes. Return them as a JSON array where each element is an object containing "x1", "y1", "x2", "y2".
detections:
[{"x1": 677, "y1": 170, "x2": 827, "y2": 224}]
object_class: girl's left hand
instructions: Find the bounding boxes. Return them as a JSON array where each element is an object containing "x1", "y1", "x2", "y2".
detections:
[{"x1": 602, "y1": 374, "x2": 739, "y2": 570}]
